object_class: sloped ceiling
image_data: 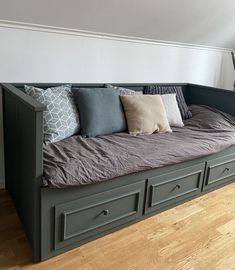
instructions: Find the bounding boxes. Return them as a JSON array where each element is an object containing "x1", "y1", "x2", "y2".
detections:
[{"x1": 0, "y1": 0, "x2": 235, "y2": 49}]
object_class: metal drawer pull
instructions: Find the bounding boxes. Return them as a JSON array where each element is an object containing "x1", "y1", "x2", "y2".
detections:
[
  {"x1": 176, "y1": 184, "x2": 181, "y2": 189},
  {"x1": 103, "y1": 210, "x2": 110, "y2": 216},
  {"x1": 224, "y1": 168, "x2": 230, "y2": 172}
]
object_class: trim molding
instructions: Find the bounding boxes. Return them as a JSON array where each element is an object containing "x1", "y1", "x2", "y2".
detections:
[{"x1": 0, "y1": 19, "x2": 232, "y2": 53}]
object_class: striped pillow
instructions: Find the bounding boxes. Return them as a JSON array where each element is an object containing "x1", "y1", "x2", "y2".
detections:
[{"x1": 144, "y1": 85, "x2": 192, "y2": 120}]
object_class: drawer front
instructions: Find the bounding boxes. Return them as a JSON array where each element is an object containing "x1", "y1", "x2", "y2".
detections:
[
  {"x1": 146, "y1": 163, "x2": 204, "y2": 214},
  {"x1": 204, "y1": 154, "x2": 235, "y2": 189},
  {"x1": 54, "y1": 181, "x2": 145, "y2": 250}
]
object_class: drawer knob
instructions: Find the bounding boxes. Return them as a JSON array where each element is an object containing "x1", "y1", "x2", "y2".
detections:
[
  {"x1": 103, "y1": 210, "x2": 110, "y2": 216},
  {"x1": 176, "y1": 184, "x2": 181, "y2": 189},
  {"x1": 224, "y1": 168, "x2": 230, "y2": 172}
]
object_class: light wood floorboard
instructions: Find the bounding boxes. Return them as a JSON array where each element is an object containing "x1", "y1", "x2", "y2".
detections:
[{"x1": 0, "y1": 183, "x2": 235, "y2": 270}]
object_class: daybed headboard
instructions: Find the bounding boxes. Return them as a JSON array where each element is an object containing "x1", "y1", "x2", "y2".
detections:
[{"x1": 12, "y1": 82, "x2": 188, "y2": 94}]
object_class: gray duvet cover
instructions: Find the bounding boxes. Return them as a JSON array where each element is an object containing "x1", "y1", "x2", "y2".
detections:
[{"x1": 43, "y1": 106, "x2": 235, "y2": 188}]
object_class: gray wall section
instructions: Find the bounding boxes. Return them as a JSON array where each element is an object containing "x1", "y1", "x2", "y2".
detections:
[{"x1": 0, "y1": 89, "x2": 5, "y2": 188}]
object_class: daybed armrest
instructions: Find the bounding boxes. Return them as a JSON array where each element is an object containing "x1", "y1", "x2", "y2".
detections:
[
  {"x1": 1, "y1": 83, "x2": 45, "y2": 261},
  {"x1": 1, "y1": 83, "x2": 46, "y2": 111},
  {"x1": 187, "y1": 84, "x2": 235, "y2": 116}
]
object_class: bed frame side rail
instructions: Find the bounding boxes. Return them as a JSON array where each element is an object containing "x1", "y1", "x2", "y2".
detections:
[
  {"x1": 1, "y1": 83, "x2": 45, "y2": 261},
  {"x1": 187, "y1": 84, "x2": 235, "y2": 116}
]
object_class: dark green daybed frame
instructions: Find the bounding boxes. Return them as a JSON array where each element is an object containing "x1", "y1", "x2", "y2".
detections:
[{"x1": 1, "y1": 83, "x2": 235, "y2": 262}]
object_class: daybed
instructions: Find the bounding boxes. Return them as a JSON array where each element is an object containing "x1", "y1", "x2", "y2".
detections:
[{"x1": 1, "y1": 83, "x2": 235, "y2": 261}]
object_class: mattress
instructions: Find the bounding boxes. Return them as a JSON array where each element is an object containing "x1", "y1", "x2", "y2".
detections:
[{"x1": 43, "y1": 105, "x2": 235, "y2": 188}]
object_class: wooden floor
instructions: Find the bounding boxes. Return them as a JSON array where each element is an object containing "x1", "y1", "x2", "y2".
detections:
[{"x1": 1, "y1": 184, "x2": 235, "y2": 270}]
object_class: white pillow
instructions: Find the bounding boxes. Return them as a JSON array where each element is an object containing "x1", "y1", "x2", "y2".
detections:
[{"x1": 161, "y1": 94, "x2": 184, "y2": 127}]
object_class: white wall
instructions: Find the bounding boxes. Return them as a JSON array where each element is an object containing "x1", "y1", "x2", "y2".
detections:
[
  {"x1": 0, "y1": 25, "x2": 234, "y2": 188},
  {"x1": 1, "y1": 26, "x2": 234, "y2": 85}
]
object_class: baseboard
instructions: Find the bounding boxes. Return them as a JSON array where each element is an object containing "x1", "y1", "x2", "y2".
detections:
[{"x1": 0, "y1": 182, "x2": 5, "y2": 189}]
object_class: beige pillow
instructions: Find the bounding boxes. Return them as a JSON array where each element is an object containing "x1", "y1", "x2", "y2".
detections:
[{"x1": 120, "y1": 95, "x2": 172, "y2": 135}]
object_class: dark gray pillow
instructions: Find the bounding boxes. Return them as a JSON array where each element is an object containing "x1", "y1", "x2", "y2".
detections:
[
  {"x1": 144, "y1": 85, "x2": 192, "y2": 120},
  {"x1": 74, "y1": 88, "x2": 127, "y2": 137}
]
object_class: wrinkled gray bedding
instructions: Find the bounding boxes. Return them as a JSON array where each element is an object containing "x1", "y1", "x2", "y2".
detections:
[{"x1": 43, "y1": 105, "x2": 235, "y2": 188}]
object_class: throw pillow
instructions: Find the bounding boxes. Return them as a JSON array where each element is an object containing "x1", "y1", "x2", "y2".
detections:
[
  {"x1": 120, "y1": 95, "x2": 172, "y2": 135},
  {"x1": 161, "y1": 94, "x2": 184, "y2": 127},
  {"x1": 144, "y1": 85, "x2": 192, "y2": 119},
  {"x1": 24, "y1": 84, "x2": 79, "y2": 144},
  {"x1": 74, "y1": 88, "x2": 127, "y2": 137},
  {"x1": 105, "y1": 84, "x2": 136, "y2": 95}
]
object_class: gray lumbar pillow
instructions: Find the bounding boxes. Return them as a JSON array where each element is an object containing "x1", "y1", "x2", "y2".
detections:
[
  {"x1": 144, "y1": 85, "x2": 192, "y2": 120},
  {"x1": 161, "y1": 94, "x2": 184, "y2": 127},
  {"x1": 24, "y1": 84, "x2": 80, "y2": 144},
  {"x1": 74, "y1": 88, "x2": 127, "y2": 137}
]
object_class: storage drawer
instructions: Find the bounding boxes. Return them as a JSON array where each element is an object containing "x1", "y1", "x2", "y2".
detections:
[
  {"x1": 145, "y1": 163, "x2": 204, "y2": 214},
  {"x1": 204, "y1": 154, "x2": 235, "y2": 190},
  {"x1": 54, "y1": 181, "x2": 145, "y2": 250}
]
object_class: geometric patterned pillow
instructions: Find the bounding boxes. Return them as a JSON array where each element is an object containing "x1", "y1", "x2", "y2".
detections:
[
  {"x1": 24, "y1": 84, "x2": 80, "y2": 144},
  {"x1": 105, "y1": 84, "x2": 137, "y2": 95}
]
